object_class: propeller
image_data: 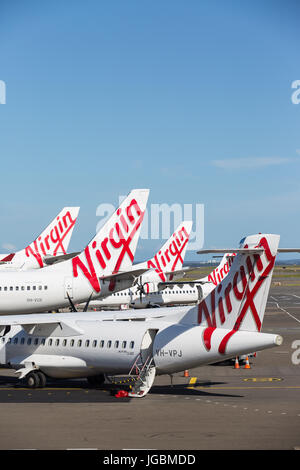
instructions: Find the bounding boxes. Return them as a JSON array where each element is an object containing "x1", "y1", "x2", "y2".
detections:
[
  {"x1": 66, "y1": 292, "x2": 93, "y2": 312},
  {"x1": 134, "y1": 276, "x2": 147, "y2": 303}
]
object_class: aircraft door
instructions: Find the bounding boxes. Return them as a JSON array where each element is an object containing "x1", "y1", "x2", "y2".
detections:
[
  {"x1": 64, "y1": 277, "x2": 74, "y2": 299},
  {"x1": 140, "y1": 329, "x2": 158, "y2": 364}
]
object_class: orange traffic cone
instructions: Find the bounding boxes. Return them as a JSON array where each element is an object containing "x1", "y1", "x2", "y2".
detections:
[
  {"x1": 184, "y1": 370, "x2": 189, "y2": 377},
  {"x1": 244, "y1": 356, "x2": 251, "y2": 369},
  {"x1": 234, "y1": 357, "x2": 240, "y2": 369}
]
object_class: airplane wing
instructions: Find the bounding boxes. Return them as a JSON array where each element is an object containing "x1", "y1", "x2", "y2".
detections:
[
  {"x1": 43, "y1": 251, "x2": 81, "y2": 265},
  {"x1": 0, "y1": 315, "x2": 83, "y2": 337}
]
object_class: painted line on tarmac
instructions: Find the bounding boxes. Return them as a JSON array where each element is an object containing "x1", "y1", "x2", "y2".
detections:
[
  {"x1": 271, "y1": 299, "x2": 300, "y2": 324},
  {"x1": 192, "y1": 385, "x2": 300, "y2": 390}
]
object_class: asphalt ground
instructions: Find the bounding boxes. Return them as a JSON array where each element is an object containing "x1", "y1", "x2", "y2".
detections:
[{"x1": 0, "y1": 284, "x2": 299, "y2": 451}]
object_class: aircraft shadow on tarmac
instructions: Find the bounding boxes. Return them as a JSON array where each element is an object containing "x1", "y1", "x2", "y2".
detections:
[
  {"x1": 149, "y1": 382, "x2": 243, "y2": 398},
  {"x1": 0, "y1": 376, "x2": 243, "y2": 400}
]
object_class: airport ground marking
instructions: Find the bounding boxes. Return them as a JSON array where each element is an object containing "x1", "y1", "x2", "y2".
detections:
[
  {"x1": 272, "y1": 300, "x2": 300, "y2": 324},
  {"x1": 187, "y1": 377, "x2": 197, "y2": 389},
  {"x1": 243, "y1": 377, "x2": 282, "y2": 382},
  {"x1": 193, "y1": 385, "x2": 300, "y2": 390}
]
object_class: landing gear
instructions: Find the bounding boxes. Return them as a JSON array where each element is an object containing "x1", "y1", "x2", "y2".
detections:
[
  {"x1": 25, "y1": 370, "x2": 47, "y2": 389},
  {"x1": 36, "y1": 371, "x2": 47, "y2": 388},
  {"x1": 87, "y1": 374, "x2": 105, "y2": 387}
]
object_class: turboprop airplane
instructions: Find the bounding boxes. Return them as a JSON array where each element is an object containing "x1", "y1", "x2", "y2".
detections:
[
  {"x1": 0, "y1": 233, "x2": 283, "y2": 397},
  {"x1": 85, "y1": 220, "x2": 194, "y2": 309},
  {"x1": 0, "y1": 189, "x2": 149, "y2": 314},
  {"x1": 87, "y1": 252, "x2": 235, "y2": 310},
  {"x1": 0, "y1": 207, "x2": 80, "y2": 270}
]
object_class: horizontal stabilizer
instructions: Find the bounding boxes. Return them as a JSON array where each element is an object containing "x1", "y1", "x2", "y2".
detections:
[
  {"x1": 278, "y1": 248, "x2": 300, "y2": 253},
  {"x1": 99, "y1": 267, "x2": 149, "y2": 283},
  {"x1": 43, "y1": 252, "x2": 80, "y2": 265},
  {"x1": 197, "y1": 248, "x2": 264, "y2": 255}
]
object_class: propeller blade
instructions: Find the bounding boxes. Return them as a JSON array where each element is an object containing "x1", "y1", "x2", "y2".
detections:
[
  {"x1": 67, "y1": 292, "x2": 77, "y2": 312},
  {"x1": 83, "y1": 292, "x2": 93, "y2": 312}
]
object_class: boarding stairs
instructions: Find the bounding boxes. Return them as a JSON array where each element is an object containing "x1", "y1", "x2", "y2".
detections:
[{"x1": 127, "y1": 353, "x2": 156, "y2": 398}]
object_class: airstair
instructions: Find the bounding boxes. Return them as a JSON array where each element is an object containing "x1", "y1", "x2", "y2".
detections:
[
  {"x1": 111, "y1": 328, "x2": 158, "y2": 398},
  {"x1": 127, "y1": 354, "x2": 156, "y2": 398}
]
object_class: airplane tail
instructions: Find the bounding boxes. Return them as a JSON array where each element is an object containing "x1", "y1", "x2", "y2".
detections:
[
  {"x1": 201, "y1": 252, "x2": 236, "y2": 286},
  {"x1": 71, "y1": 189, "x2": 149, "y2": 292},
  {"x1": 1, "y1": 207, "x2": 80, "y2": 268},
  {"x1": 142, "y1": 221, "x2": 193, "y2": 282},
  {"x1": 189, "y1": 233, "x2": 280, "y2": 333}
]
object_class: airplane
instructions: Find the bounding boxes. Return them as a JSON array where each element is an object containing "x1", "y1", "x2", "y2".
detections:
[
  {"x1": 0, "y1": 207, "x2": 80, "y2": 270},
  {"x1": 0, "y1": 189, "x2": 149, "y2": 314},
  {"x1": 86, "y1": 252, "x2": 235, "y2": 310},
  {"x1": 84, "y1": 220, "x2": 194, "y2": 310},
  {"x1": 0, "y1": 233, "x2": 283, "y2": 398}
]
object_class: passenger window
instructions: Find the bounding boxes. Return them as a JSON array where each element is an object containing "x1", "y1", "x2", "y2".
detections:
[
  {"x1": 21, "y1": 338, "x2": 25, "y2": 345},
  {"x1": 44, "y1": 286, "x2": 48, "y2": 290},
  {"x1": 70, "y1": 339, "x2": 74, "y2": 347},
  {"x1": 77, "y1": 340, "x2": 82, "y2": 347},
  {"x1": 10, "y1": 287, "x2": 13, "y2": 291},
  {"x1": 115, "y1": 340, "x2": 119, "y2": 348},
  {"x1": 39, "y1": 286, "x2": 42, "y2": 290},
  {"x1": 41, "y1": 338, "x2": 46, "y2": 345},
  {"x1": 21, "y1": 286, "x2": 25, "y2": 291},
  {"x1": 13, "y1": 338, "x2": 18, "y2": 344},
  {"x1": 107, "y1": 340, "x2": 112, "y2": 348},
  {"x1": 34, "y1": 338, "x2": 39, "y2": 345},
  {"x1": 99, "y1": 340, "x2": 104, "y2": 348},
  {"x1": 55, "y1": 339, "x2": 60, "y2": 346},
  {"x1": 15, "y1": 286, "x2": 19, "y2": 291},
  {"x1": 85, "y1": 340, "x2": 90, "y2": 348},
  {"x1": 4, "y1": 287, "x2": 7, "y2": 291},
  {"x1": 92, "y1": 340, "x2": 97, "y2": 347},
  {"x1": 27, "y1": 338, "x2": 32, "y2": 345},
  {"x1": 27, "y1": 286, "x2": 30, "y2": 291},
  {"x1": 33, "y1": 286, "x2": 36, "y2": 291},
  {"x1": 122, "y1": 341, "x2": 127, "y2": 348},
  {"x1": 63, "y1": 339, "x2": 67, "y2": 347},
  {"x1": 48, "y1": 339, "x2": 53, "y2": 346},
  {"x1": 130, "y1": 341, "x2": 134, "y2": 349}
]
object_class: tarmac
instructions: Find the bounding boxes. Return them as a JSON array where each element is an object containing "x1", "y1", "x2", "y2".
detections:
[{"x1": 0, "y1": 284, "x2": 299, "y2": 451}]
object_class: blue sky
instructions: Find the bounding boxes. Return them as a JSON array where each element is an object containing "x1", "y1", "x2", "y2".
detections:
[{"x1": 0, "y1": 0, "x2": 300, "y2": 261}]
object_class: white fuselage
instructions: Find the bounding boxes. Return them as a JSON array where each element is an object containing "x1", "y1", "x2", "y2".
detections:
[
  {"x1": 0, "y1": 262, "x2": 134, "y2": 314},
  {"x1": 0, "y1": 308, "x2": 281, "y2": 379},
  {"x1": 87, "y1": 280, "x2": 214, "y2": 310}
]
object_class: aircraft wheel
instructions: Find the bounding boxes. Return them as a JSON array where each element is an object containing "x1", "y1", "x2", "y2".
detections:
[
  {"x1": 36, "y1": 371, "x2": 47, "y2": 388},
  {"x1": 26, "y1": 371, "x2": 41, "y2": 389}
]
